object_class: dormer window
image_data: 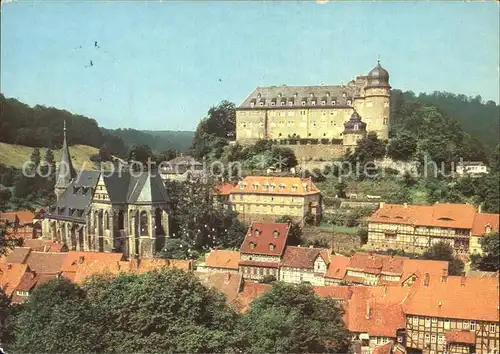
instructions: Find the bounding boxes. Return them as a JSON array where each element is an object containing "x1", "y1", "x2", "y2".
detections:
[
  {"x1": 269, "y1": 184, "x2": 276, "y2": 191},
  {"x1": 257, "y1": 93, "x2": 261, "y2": 98},
  {"x1": 278, "y1": 184, "x2": 285, "y2": 191},
  {"x1": 288, "y1": 101, "x2": 293, "y2": 106},
  {"x1": 252, "y1": 184, "x2": 258, "y2": 192},
  {"x1": 326, "y1": 92, "x2": 330, "y2": 97},
  {"x1": 293, "y1": 92, "x2": 298, "y2": 98},
  {"x1": 73, "y1": 186, "x2": 79, "y2": 195},
  {"x1": 249, "y1": 242, "x2": 255, "y2": 249},
  {"x1": 271, "y1": 101, "x2": 275, "y2": 106},
  {"x1": 302, "y1": 184, "x2": 309, "y2": 192},
  {"x1": 262, "y1": 184, "x2": 268, "y2": 191},
  {"x1": 273, "y1": 230, "x2": 279, "y2": 238},
  {"x1": 269, "y1": 243, "x2": 275, "y2": 250},
  {"x1": 311, "y1": 100, "x2": 316, "y2": 106},
  {"x1": 277, "y1": 93, "x2": 282, "y2": 97},
  {"x1": 485, "y1": 225, "x2": 492, "y2": 234},
  {"x1": 321, "y1": 100, "x2": 326, "y2": 106},
  {"x1": 342, "y1": 92, "x2": 346, "y2": 97},
  {"x1": 254, "y1": 229, "x2": 261, "y2": 236},
  {"x1": 301, "y1": 100, "x2": 306, "y2": 106},
  {"x1": 259, "y1": 102, "x2": 264, "y2": 106},
  {"x1": 309, "y1": 93, "x2": 314, "y2": 97}
]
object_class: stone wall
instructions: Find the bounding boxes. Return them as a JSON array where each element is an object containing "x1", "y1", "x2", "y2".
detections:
[{"x1": 286, "y1": 143, "x2": 346, "y2": 162}]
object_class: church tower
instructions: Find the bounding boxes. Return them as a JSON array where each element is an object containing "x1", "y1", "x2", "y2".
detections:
[
  {"x1": 363, "y1": 60, "x2": 391, "y2": 140},
  {"x1": 54, "y1": 121, "x2": 76, "y2": 201}
]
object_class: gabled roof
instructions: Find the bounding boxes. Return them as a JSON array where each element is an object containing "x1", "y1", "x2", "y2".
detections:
[
  {"x1": 0, "y1": 211, "x2": 34, "y2": 225},
  {"x1": 103, "y1": 171, "x2": 170, "y2": 204},
  {"x1": 213, "y1": 183, "x2": 235, "y2": 196},
  {"x1": 195, "y1": 272, "x2": 243, "y2": 304},
  {"x1": 325, "y1": 255, "x2": 351, "y2": 279},
  {"x1": 231, "y1": 176, "x2": 320, "y2": 196},
  {"x1": 24, "y1": 251, "x2": 67, "y2": 274},
  {"x1": 60, "y1": 251, "x2": 125, "y2": 275},
  {"x1": 403, "y1": 275, "x2": 499, "y2": 321},
  {"x1": 232, "y1": 281, "x2": 272, "y2": 313},
  {"x1": 369, "y1": 203, "x2": 478, "y2": 229},
  {"x1": 347, "y1": 252, "x2": 407, "y2": 276},
  {"x1": 240, "y1": 222, "x2": 289, "y2": 256},
  {"x1": 204, "y1": 250, "x2": 241, "y2": 271},
  {"x1": 22, "y1": 239, "x2": 66, "y2": 252},
  {"x1": 281, "y1": 246, "x2": 327, "y2": 269},
  {"x1": 0, "y1": 263, "x2": 29, "y2": 296},
  {"x1": 11, "y1": 272, "x2": 57, "y2": 303},
  {"x1": 472, "y1": 212, "x2": 499, "y2": 236},
  {"x1": 4, "y1": 247, "x2": 31, "y2": 264}
]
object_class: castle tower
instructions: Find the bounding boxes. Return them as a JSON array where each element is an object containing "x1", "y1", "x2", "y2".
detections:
[
  {"x1": 54, "y1": 121, "x2": 76, "y2": 201},
  {"x1": 363, "y1": 60, "x2": 391, "y2": 140},
  {"x1": 343, "y1": 110, "x2": 367, "y2": 147}
]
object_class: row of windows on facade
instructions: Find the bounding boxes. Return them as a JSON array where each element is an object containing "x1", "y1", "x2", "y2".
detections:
[
  {"x1": 241, "y1": 118, "x2": 386, "y2": 128},
  {"x1": 241, "y1": 266, "x2": 276, "y2": 276},
  {"x1": 248, "y1": 242, "x2": 277, "y2": 250},
  {"x1": 411, "y1": 316, "x2": 497, "y2": 333},
  {"x1": 250, "y1": 98, "x2": 353, "y2": 107},
  {"x1": 233, "y1": 205, "x2": 303, "y2": 215},
  {"x1": 231, "y1": 195, "x2": 303, "y2": 203},
  {"x1": 240, "y1": 110, "x2": 351, "y2": 117},
  {"x1": 238, "y1": 182, "x2": 309, "y2": 192}
]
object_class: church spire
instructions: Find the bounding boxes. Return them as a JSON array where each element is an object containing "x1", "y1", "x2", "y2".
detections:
[{"x1": 54, "y1": 120, "x2": 76, "y2": 200}]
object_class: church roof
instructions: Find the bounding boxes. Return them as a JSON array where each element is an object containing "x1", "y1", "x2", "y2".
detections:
[
  {"x1": 55, "y1": 121, "x2": 76, "y2": 189},
  {"x1": 48, "y1": 171, "x2": 170, "y2": 221}
]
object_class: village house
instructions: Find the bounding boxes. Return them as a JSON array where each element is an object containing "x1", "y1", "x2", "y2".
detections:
[
  {"x1": 197, "y1": 249, "x2": 241, "y2": 273},
  {"x1": 456, "y1": 161, "x2": 489, "y2": 177},
  {"x1": 159, "y1": 155, "x2": 205, "y2": 182},
  {"x1": 0, "y1": 210, "x2": 38, "y2": 239},
  {"x1": 223, "y1": 176, "x2": 322, "y2": 225},
  {"x1": 280, "y1": 246, "x2": 331, "y2": 285},
  {"x1": 367, "y1": 203, "x2": 499, "y2": 258},
  {"x1": 403, "y1": 274, "x2": 499, "y2": 354},
  {"x1": 238, "y1": 222, "x2": 290, "y2": 281}
]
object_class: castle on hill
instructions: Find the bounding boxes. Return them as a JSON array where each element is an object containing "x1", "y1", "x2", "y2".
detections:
[{"x1": 235, "y1": 60, "x2": 391, "y2": 157}]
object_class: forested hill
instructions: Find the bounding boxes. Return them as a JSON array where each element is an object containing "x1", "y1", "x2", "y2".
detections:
[
  {"x1": 391, "y1": 90, "x2": 500, "y2": 150},
  {"x1": 103, "y1": 129, "x2": 194, "y2": 153},
  {"x1": 0, "y1": 94, "x2": 193, "y2": 157}
]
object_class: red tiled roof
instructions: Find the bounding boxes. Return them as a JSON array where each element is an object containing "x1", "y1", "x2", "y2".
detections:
[
  {"x1": 444, "y1": 330, "x2": 476, "y2": 345},
  {"x1": 240, "y1": 222, "x2": 289, "y2": 256},
  {"x1": 231, "y1": 176, "x2": 320, "y2": 196},
  {"x1": 472, "y1": 213, "x2": 499, "y2": 236},
  {"x1": 281, "y1": 246, "x2": 327, "y2": 269},
  {"x1": 314, "y1": 285, "x2": 353, "y2": 301},
  {"x1": 325, "y1": 255, "x2": 350, "y2": 279},
  {"x1": 205, "y1": 250, "x2": 241, "y2": 270},
  {"x1": 0, "y1": 263, "x2": 29, "y2": 296},
  {"x1": 195, "y1": 272, "x2": 242, "y2": 304},
  {"x1": 348, "y1": 252, "x2": 407, "y2": 276},
  {"x1": 346, "y1": 286, "x2": 410, "y2": 337},
  {"x1": 232, "y1": 281, "x2": 272, "y2": 313},
  {"x1": 238, "y1": 260, "x2": 280, "y2": 268},
  {"x1": 369, "y1": 203, "x2": 477, "y2": 229},
  {"x1": 22, "y1": 239, "x2": 66, "y2": 252},
  {"x1": 372, "y1": 342, "x2": 393, "y2": 354},
  {"x1": 213, "y1": 183, "x2": 235, "y2": 196},
  {"x1": 403, "y1": 275, "x2": 499, "y2": 322},
  {"x1": 60, "y1": 251, "x2": 124, "y2": 275},
  {"x1": 0, "y1": 211, "x2": 34, "y2": 225},
  {"x1": 400, "y1": 259, "x2": 449, "y2": 284},
  {"x1": 25, "y1": 252, "x2": 67, "y2": 274},
  {"x1": 4, "y1": 247, "x2": 31, "y2": 264},
  {"x1": 11, "y1": 272, "x2": 57, "y2": 303}
]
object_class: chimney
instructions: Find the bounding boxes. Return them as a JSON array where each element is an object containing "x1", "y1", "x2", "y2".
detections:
[
  {"x1": 438, "y1": 301, "x2": 442, "y2": 307},
  {"x1": 424, "y1": 273, "x2": 430, "y2": 287},
  {"x1": 78, "y1": 256, "x2": 85, "y2": 264},
  {"x1": 478, "y1": 205, "x2": 482, "y2": 214},
  {"x1": 403, "y1": 203, "x2": 408, "y2": 208},
  {"x1": 365, "y1": 299, "x2": 371, "y2": 320},
  {"x1": 461, "y1": 276, "x2": 466, "y2": 286},
  {"x1": 380, "y1": 202, "x2": 385, "y2": 209}
]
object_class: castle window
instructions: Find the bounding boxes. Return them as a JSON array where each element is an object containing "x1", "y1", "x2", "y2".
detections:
[
  {"x1": 438, "y1": 334, "x2": 444, "y2": 344},
  {"x1": 470, "y1": 321, "x2": 476, "y2": 330},
  {"x1": 321, "y1": 100, "x2": 326, "y2": 105},
  {"x1": 288, "y1": 101, "x2": 293, "y2": 106},
  {"x1": 291, "y1": 185, "x2": 298, "y2": 192},
  {"x1": 259, "y1": 102, "x2": 264, "y2": 106},
  {"x1": 281, "y1": 101, "x2": 285, "y2": 106},
  {"x1": 302, "y1": 101, "x2": 306, "y2": 106},
  {"x1": 250, "y1": 102, "x2": 255, "y2": 107},
  {"x1": 489, "y1": 324, "x2": 496, "y2": 333},
  {"x1": 271, "y1": 101, "x2": 275, "y2": 106},
  {"x1": 255, "y1": 229, "x2": 260, "y2": 236},
  {"x1": 311, "y1": 101, "x2": 316, "y2": 106},
  {"x1": 309, "y1": 93, "x2": 314, "y2": 97},
  {"x1": 332, "y1": 100, "x2": 336, "y2": 105},
  {"x1": 347, "y1": 100, "x2": 352, "y2": 106},
  {"x1": 383, "y1": 118, "x2": 388, "y2": 125},
  {"x1": 354, "y1": 123, "x2": 359, "y2": 131}
]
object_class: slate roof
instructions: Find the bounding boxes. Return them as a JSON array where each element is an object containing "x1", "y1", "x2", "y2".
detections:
[
  {"x1": 48, "y1": 170, "x2": 170, "y2": 221},
  {"x1": 238, "y1": 85, "x2": 357, "y2": 109}
]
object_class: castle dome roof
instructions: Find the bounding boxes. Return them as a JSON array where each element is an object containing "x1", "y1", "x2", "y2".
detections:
[
  {"x1": 344, "y1": 111, "x2": 367, "y2": 133},
  {"x1": 367, "y1": 60, "x2": 390, "y2": 88}
]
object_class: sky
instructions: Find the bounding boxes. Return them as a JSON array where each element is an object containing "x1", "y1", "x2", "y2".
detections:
[{"x1": 1, "y1": 1, "x2": 499, "y2": 131}]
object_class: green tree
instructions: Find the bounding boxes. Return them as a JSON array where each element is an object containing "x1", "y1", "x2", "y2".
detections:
[
  {"x1": 349, "y1": 132, "x2": 386, "y2": 164},
  {"x1": 30, "y1": 147, "x2": 41, "y2": 169},
  {"x1": 44, "y1": 149, "x2": 55, "y2": 166},
  {"x1": 269, "y1": 146, "x2": 298, "y2": 169},
  {"x1": 11, "y1": 278, "x2": 103, "y2": 353},
  {"x1": 128, "y1": 144, "x2": 153, "y2": 165},
  {"x1": 98, "y1": 144, "x2": 112, "y2": 162},
  {"x1": 0, "y1": 289, "x2": 14, "y2": 348},
  {"x1": 387, "y1": 132, "x2": 417, "y2": 161},
  {"x1": 0, "y1": 218, "x2": 23, "y2": 257},
  {"x1": 84, "y1": 269, "x2": 238, "y2": 353},
  {"x1": 234, "y1": 282, "x2": 349, "y2": 354},
  {"x1": 275, "y1": 215, "x2": 303, "y2": 245},
  {"x1": 422, "y1": 241, "x2": 464, "y2": 275},
  {"x1": 477, "y1": 233, "x2": 500, "y2": 271}
]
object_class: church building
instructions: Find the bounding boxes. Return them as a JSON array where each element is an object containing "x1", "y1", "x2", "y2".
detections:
[{"x1": 41, "y1": 123, "x2": 170, "y2": 259}]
